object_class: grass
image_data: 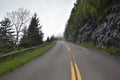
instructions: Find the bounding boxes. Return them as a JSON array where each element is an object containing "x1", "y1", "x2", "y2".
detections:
[
  {"x1": 0, "y1": 41, "x2": 56, "y2": 77},
  {"x1": 80, "y1": 42, "x2": 120, "y2": 56},
  {"x1": 101, "y1": 46, "x2": 120, "y2": 56},
  {"x1": 0, "y1": 47, "x2": 26, "y2": 57},
  {"x1": 80, "y1": 42, "x2": 96, "y2": 49}
]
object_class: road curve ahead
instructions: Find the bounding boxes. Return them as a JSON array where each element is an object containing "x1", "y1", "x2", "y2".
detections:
[{"x1": 0, "y1": 41, "x2": 120, "y2": 80}]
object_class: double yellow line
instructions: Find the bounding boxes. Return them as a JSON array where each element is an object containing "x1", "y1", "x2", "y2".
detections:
[{"x1": 63, "y1": 43, "x2": 82, "y2": 80}]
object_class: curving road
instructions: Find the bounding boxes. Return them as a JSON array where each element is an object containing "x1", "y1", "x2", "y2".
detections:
[{"x1": 0, "y1": 41, "x2": 120, "y2": 80}]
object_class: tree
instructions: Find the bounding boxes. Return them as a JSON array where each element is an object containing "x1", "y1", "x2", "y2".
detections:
[
  {"x1": 46, "y1": 36, "x2": 50, "y2": 42},
  {"x1": 50, "y1": 35, "x2": 55, "y2": 41},
  {"x1": 0, "y1": 18, "x2": 15, "y2": 52},
  {"x1": 20, "y1": 13, "x2": 43, "y2": 47},
  {"x1": 7, "y1": 8, "x2": 30, "y2": 48},
  {"x1": 19, "y1": 26, "x2": 29, "y2": 47}
]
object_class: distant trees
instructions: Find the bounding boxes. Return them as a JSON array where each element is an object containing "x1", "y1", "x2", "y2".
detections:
[
  {"x1": 50, "y1": 35, "x2": 55, "y2": 41},
  {"x1": 0, "y1": 18, "x2": 15, "y2": 52},
  {"x1": 20, "y1": 13, "x2": 44, "y2": 47},
  {"x1": 7, "y1": 8, "x2": 30, "y2": 48},
  {"x1": 46, "y1": 35, "x2": 56, "y2": 42}
]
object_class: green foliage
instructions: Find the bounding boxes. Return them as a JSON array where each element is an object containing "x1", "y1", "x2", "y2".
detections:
[
  {"x1": 20, "y1": 13, "x2": 44, "y2": 48},
  {"x1": 64, "y1": 0, "x2": 120, "y2": 56},
  {"x1": 19, "y1": 26, "x2": 29, "y2": 48},
  {"x1": 46, "y1": 36, "x2": 50, "y2": 42},
  {"x1": 50, "y1": 35, "x2": 56, "y2": 41},
  {"x1": 64, "y1": 0, "x2": 118, "y2": 41},
  {"x1": 46, "y1": 35, "x2": 56, "y2": 42},
  {"x1": 27, "y1": 13, "x2": 43, "y2": 46},
  {"x1": 0, "y1": 18, "x2": 15, "y2": 52},
  {"x1": 80, "y1": 42, "x2": 96, "y2": 49},
  {"x1": 101, "y1": 46, "x2": 120, "y2": 56},
  {"x1": 80, "y1": 42, "x2": 120, "y2": 56},
  {"x1": 0, "y1": 41, "x2": 56, "y2": 76}
]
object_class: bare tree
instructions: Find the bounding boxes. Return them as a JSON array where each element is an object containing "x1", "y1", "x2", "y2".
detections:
[{"x1": 7, "y1": 8, "x2": 30, "y2": 49}]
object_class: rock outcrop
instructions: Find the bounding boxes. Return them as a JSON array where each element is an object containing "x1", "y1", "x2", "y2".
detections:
[{"x1": 77, "y1": 3, "x2": 120, "y2": 47}]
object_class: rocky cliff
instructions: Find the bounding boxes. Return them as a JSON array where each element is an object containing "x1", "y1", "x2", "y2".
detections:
[{"x1": 77, "y1": 3, "x2": 120, "y2": 47}]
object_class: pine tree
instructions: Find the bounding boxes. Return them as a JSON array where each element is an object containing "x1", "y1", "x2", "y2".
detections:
[
  {"x1": 27, "y1": 13, "x2": 43, "y2": 47},
  {"x1": 50, "y1": 35, "x2": 55, "y2": 41},
  {"x1": 19, "y1": 26, "x2": 29, "y2": 47},
  {"x1": 46, "y1": 36, "x2": 50, "y2": 42},
  {"x1": 0, "y1": 18, "x2": 15, "y2": 52}
]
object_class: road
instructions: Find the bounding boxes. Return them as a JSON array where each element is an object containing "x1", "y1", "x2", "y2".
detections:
[{"x1": 0, "y1": 41, "x2": 120, "y2": 80}]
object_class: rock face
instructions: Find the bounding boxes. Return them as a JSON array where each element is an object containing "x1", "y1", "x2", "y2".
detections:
[{"x1": 77, "y1": 3, "x2": 120, "y2": 47}]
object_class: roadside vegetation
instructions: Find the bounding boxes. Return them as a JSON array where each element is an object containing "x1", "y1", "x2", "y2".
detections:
[
  {"x1": 0, "y1": 41, "x2": 56, "y2": 77},
  {"x1": 80, "y1": 42, "x2": 120, "y2": 56}
]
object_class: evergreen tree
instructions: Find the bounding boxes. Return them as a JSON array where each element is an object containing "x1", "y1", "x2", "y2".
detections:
[
  {"x1": 46, "y1": 36, "x2": 50, "y2": 42},
  {"x1": 19, "y1": 26, "x2": 29, "y2": 47},
  {"x1": 27, "y1": 13, "x2": 43, "y2": 47},
  {"x1": 0, "y1": 18, "x2": 15, "y2": 52},
  {"x1": 50, "y1": 35, "x2": 55, "y2": 41}
]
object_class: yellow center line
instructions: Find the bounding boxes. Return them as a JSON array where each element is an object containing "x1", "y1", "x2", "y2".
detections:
[
  {"x1": 71, "y1": 62, "x2": 77, "y2": 80},
  {"x1": 63, "y1": 42, "x2": 82, "y2": 80},
  {"x1": 75, "y1": 62, "x2": 82, "y2": 80}
]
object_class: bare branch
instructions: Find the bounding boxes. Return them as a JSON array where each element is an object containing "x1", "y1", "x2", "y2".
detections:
[{"x1": 7, "y1": 8, "x2": 30, "y2": 48}]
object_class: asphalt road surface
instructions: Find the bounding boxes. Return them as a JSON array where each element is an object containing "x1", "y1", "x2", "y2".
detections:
[{"x1": 0, "y1": 41, "x2": 120, "y2": 80}]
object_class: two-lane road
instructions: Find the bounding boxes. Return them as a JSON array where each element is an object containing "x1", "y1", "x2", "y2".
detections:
[{"x1": 0, "y1": 41, "x2": 120, "y2": 80}]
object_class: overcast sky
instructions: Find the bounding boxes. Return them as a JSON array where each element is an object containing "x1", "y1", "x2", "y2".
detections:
[{"x1": 0, "y1": 0, "x2": 75, "y2": 40}]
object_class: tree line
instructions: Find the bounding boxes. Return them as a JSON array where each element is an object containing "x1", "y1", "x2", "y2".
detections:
[{"x1": 0, "y1": 8, "x2": 54, "y2": 53}]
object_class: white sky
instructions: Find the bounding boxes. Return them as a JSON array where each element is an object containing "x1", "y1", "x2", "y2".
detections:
[{"x1": 0, "y1": 0, "x2": 75, "y2": 40}]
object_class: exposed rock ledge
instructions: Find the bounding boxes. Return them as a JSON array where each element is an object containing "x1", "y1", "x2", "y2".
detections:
[{"x1": 77, "y1": 3, "x2": 120, "y2": 47}]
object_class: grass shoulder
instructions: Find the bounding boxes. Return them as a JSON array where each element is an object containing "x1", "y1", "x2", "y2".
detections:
[
  {"x1": 0, "y1": 41, "x2": 56, "y2": 77},
  {"x1": 80, "y1": 42, "x2": 120, "y2": 56}
]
